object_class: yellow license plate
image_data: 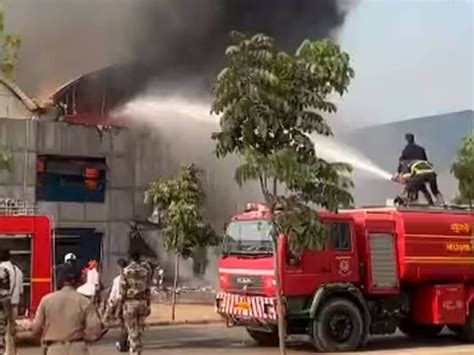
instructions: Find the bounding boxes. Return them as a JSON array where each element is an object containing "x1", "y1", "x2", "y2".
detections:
[{"x1": 234, "y1": 300, "x2": 251, "y2": 311}]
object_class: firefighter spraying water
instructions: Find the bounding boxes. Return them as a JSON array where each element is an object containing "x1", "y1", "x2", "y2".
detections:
[
  {"x1": 391, "y1": 133, "x2": 445, "y2": 206},
  {"x1": 311, "y1": 133, "x2": 445, "y2": 207}
]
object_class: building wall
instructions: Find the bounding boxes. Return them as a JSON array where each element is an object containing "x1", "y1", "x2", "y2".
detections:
[
  {"x1": 35, "y1": 122, "x2": 139, "y2": 283},
  {"x1": 0, "y1": 119, "x2": 36, "y2": 204},
  {"x1": 0, "y1": 83, "x2": 34, "y2": 120},
  {"x1": 0, "y1": 116, "x2": 260, "y2": 283}
]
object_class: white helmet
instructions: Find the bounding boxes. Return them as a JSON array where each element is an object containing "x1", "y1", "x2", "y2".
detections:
[{"x1": 64, "y1": 253, "x2": 77, "y2": 263}]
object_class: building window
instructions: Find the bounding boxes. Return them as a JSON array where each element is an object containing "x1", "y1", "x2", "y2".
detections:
[{"x1": 36, "y1": 155, "x2": 107, "y2": 203}]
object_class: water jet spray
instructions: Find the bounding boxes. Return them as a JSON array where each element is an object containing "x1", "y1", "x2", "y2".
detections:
[{"x1": 311, "y1": 134, "x2": 393, "y2": 181}]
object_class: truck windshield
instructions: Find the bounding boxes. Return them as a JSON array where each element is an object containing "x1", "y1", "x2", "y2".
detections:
[{"x1": 224, "y1": 220, "x2": 274, "y2": 255}]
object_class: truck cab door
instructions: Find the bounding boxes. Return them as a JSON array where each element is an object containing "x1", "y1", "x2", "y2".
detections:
[
  {"x1": 284, "y1": 243, "x2": 332, "y2": 296},
  {"x1": 328, "y1": 221, "x2": 359, "y2": 284}
]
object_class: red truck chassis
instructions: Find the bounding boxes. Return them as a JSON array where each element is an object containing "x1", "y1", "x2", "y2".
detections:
[{"x1": 216, "y1": 204, "x2": 474, "y2": 352}]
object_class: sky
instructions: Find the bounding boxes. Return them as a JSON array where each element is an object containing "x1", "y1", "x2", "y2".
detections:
[
  {"x1": 6, "y1": 0, "x2": 474, "y2": 128},
  {"x1": 337, "y1": 0, "x2": 473, "y2": 127}
]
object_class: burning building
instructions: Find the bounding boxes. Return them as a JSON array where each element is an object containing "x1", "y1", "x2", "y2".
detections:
[
  {"x1": 38, "y1": 65, "x2": 258, "y2": 284},
  {"x1": 0, "y1": 61, "x2": 261, "y2": 285}
]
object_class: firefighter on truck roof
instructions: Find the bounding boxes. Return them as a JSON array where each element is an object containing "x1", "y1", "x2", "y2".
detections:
[{"x1": 392, "y1": 133, "x2": 444, "y2": 206}]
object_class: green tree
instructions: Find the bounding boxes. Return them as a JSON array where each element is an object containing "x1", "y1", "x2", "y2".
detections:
[
  {"x1": 0, "y1": 4, "x2": 20, "y2": 172},
  {"x1": 145, "y1": 164, "x2": 220, "y2": 320},
  {"x1": 211, "y1": 32, "x2": 354, "y2": 354},
  {"x1": 0, "y1": 5, "x2": 21, "y2": 78},
  {"x1": 452, "y1": 134, "x2": 474, "y2": 208},
  {"x1": 0, "y1": 148, "x2": 11, "y2": 171}
]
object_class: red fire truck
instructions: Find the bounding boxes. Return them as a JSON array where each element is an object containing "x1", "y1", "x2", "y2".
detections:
[
  {"x1": 216, "y1": 203, "x2": 474, "y2": 352},
  {"x1": 0, "y1": 205, "x2": 53, "y2": 318}
]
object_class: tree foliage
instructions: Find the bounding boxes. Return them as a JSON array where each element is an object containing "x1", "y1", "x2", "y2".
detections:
[
  {"x1": 0, "y1": 6, "x2": 21, "y2": 78},
  {"x1": 212, "y1": 32, "x2": 355, "y2": 354},
  {"x1": 452, "y1": 134, "x2": 474, "y2": 206},
  {"x1": 211, "y1": 32, "x2": 354, "y2": 251},
  {"x1": 0, "y1": 6, "x2": 19, "y2": 174},
  {"x1": 0, "y1": 147, "x2": 11, "y2": 172},
  {"x1": 145, "y1": 163, "x2": 220, "y2": 258}
]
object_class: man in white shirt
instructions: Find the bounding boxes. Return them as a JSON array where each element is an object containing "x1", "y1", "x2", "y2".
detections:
[
  {"x1": 0, "y1": 248, "x2": 23, "y2": 353},
  {"x1": 77, "y1": 260, "x2": 100, "y2": 299},
  {"x1": 105, "y1": 258, "x2": 128, "y2": 352},
  {"x1": 0, "y1": 249, "x2": 23, "y2": 318}
]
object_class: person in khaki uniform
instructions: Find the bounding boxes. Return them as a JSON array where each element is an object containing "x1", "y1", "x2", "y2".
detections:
[
  {"x1": 120, "y1": 251, "x2": 151, "y2": 355},
  {"x1": 30, "y1": 264, "x2": 107, "y2": 355},
  {"x1": 104, "y1": 258, "x2": 129, "y2": 352}
]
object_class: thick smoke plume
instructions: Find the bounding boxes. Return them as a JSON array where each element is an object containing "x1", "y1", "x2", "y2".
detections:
[{"x1": 7, "y1": 0, "x2": 355, "y2": 97}]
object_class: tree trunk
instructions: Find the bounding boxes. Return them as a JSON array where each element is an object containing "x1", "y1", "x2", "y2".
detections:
[
  {"x1": 273, "y1": 236, "x2": 286, "y2": 355},
  {"x1": 171, "y1": 254, "x2": 180, "y2": 321}
]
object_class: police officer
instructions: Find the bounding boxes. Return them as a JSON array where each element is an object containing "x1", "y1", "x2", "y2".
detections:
[
  {"x1": 30, "y1": 263, "x2": 107, "y2": 355},
  {"x1": 120, "y1": 251, "x2": 151, "y2": 355},
  {"x1": 105, "y1": 258, "x2": 129, "y2": 352}
]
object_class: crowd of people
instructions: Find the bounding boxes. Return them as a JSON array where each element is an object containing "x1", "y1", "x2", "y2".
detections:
[{"x1": 0, "y1": 249, "x2": 153, "y2": 355}]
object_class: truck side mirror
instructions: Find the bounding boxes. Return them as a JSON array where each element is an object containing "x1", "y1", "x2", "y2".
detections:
[{"x1": 287, "y1": 251, "x2": 301, "y2": 266}]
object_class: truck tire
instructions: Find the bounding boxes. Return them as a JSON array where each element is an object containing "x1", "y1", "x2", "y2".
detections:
[
  {"x1": 447, "y1": 325, "x2": 463, "y2": 335},
  {"x1": 246, "y1": 328, "x2": 279, "y2": 346},
  {"x1": 399, "y1": 319, "x2": 443, "y2": 338},
  {"x1": 460, "y1": 306, "x2": 474, "y2": 342},
  {"x1": 311, "y1": 298, "x2": 365, "y2": 352}
]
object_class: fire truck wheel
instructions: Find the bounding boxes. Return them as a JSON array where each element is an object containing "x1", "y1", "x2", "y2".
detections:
[
  {"x1": 246, "y1": 328, "x2": 279, "y2": 347},
  {"x1": 447, "y1": 325, "x2": 463, "y2": 335},
  {"x1": 460, "y1": 306, "x2": 474, "y2": 342},
  {"x1": 398, "y1": 318, "x2": 443, "y2": 338},
  {"x1": 311, "y1": 298, "x2": 365, "y2": 352}
]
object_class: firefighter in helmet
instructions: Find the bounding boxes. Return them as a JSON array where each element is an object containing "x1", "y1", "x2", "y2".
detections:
[{"x1": 392, "y1": 159, "x2": 444, "y2": 206}]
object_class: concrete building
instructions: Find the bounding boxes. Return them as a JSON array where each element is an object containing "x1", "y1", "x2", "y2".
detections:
[
  {"x1": 0, "y1": 71, "x2": 260, "y2": 284},
  {"x1": 0, "y1": 73, "x2": 61, "y2": 202}
]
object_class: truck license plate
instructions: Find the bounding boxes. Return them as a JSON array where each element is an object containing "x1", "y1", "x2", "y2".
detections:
[{"x1": 234, "y1": 299, "x2": 251, "y2": 311}]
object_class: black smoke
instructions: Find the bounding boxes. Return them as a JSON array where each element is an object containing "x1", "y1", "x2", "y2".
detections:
[
  {"x1": 132, "y1": 0, "x2": 351, "y2": 86},
  {"x1": 8, "y1": 0, "x2": 355, "y2": 101}
]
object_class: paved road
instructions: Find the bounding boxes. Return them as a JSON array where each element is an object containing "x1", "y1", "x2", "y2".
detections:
[{"x1": 18, "y1": 324, "x2": 474, "y2": 354}]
